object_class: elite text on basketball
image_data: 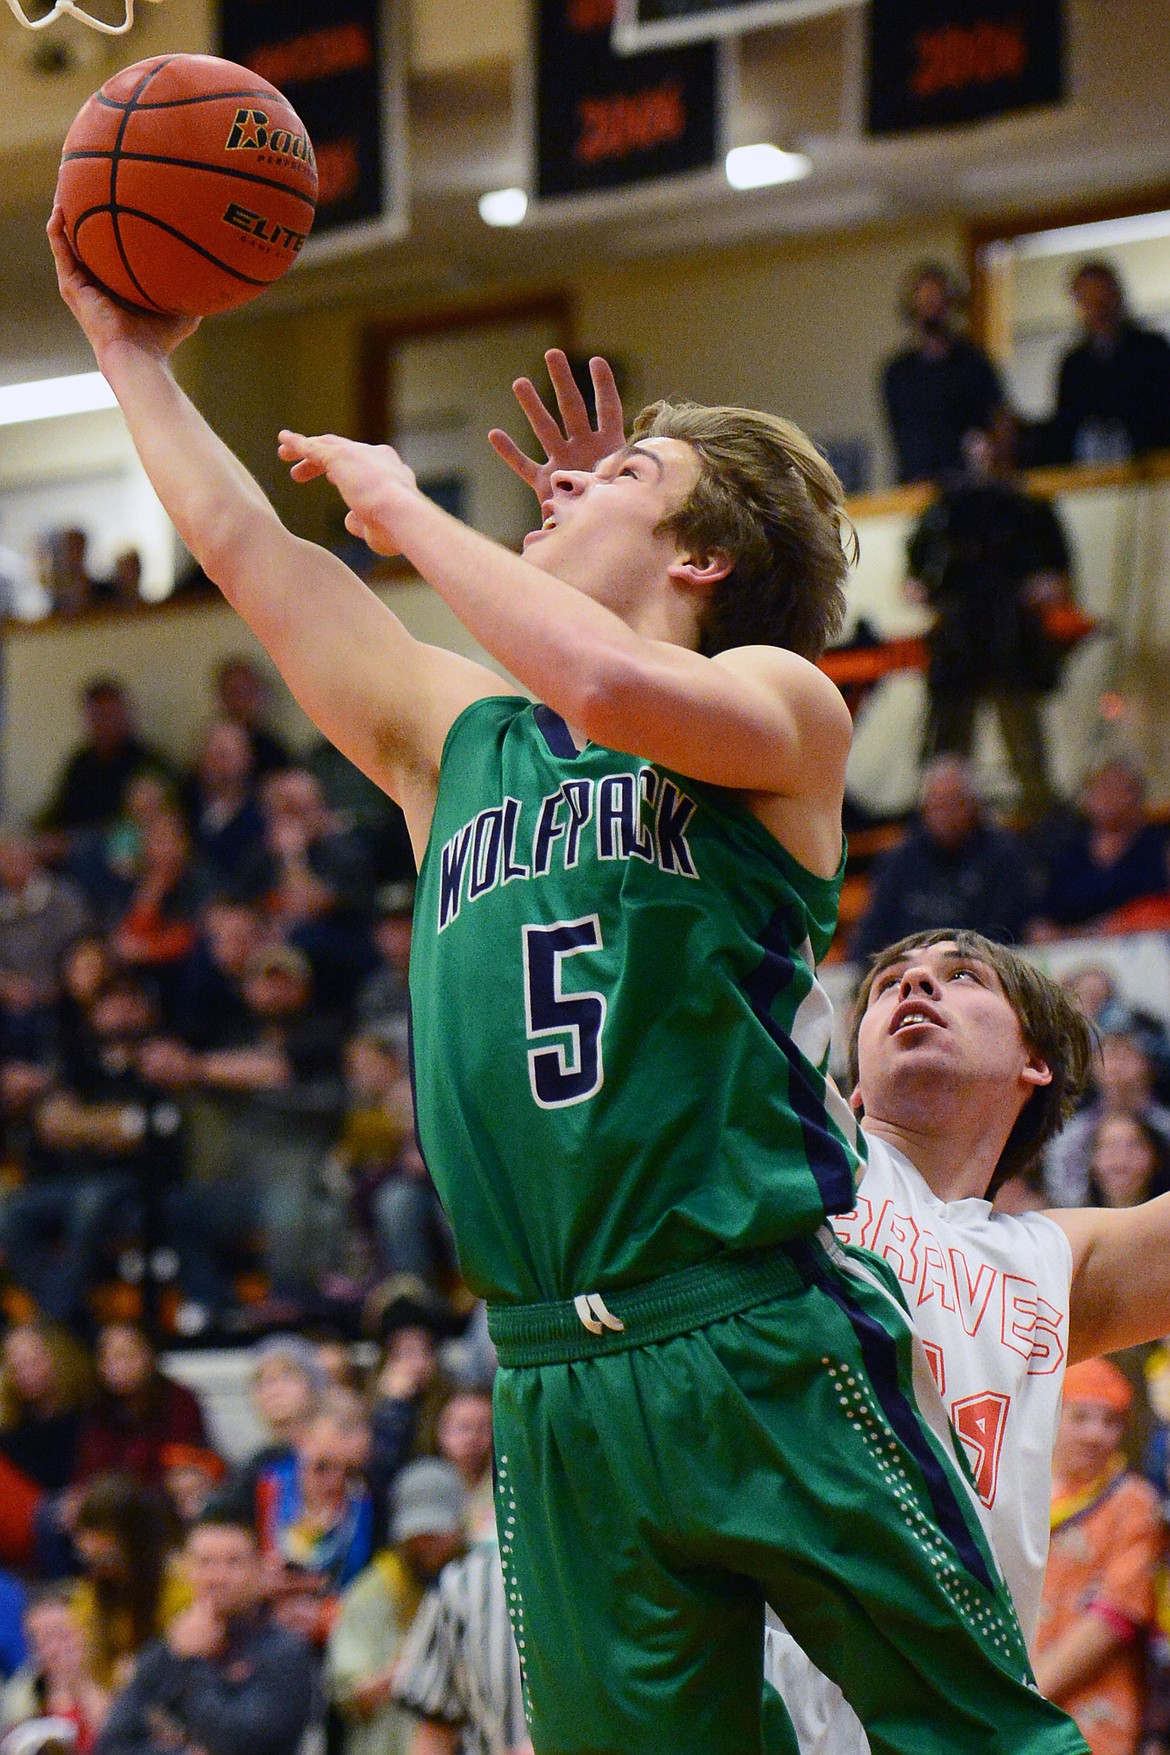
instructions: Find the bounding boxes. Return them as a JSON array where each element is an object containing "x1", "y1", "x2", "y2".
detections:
[{"x1": 222, "y1": 202, "x2": 309, "y2": 255}]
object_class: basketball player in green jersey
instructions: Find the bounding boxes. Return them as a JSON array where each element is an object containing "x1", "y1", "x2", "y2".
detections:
[{"x1": 50, "y1": 215, "x2": 1085, "y2": 1755}]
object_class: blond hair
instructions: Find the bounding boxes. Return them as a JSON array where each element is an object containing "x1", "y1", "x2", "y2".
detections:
[
  {"x1": 631, "y1": 399, "x2": 857, "y2": 660},
  {"x1": 0, "y1": 1320, "x2": 94, "y2": 1428}
]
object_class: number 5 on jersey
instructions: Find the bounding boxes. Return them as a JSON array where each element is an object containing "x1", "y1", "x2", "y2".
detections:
[{"x1": 523, "y1": 918, "x2": 607, "y2": 1109}]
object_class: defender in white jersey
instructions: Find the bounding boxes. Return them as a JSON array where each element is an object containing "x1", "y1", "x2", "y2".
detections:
[
  {"x1": 766, "y1": 929, "x2": 1170, "y2": 1754},
  {"x1": 833, "y1": 1131, "x2": 1070, "y2": 1640}
]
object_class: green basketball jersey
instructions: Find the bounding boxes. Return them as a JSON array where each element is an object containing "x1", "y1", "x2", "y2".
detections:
[{"x1": 410, "y1": 695, "x2": 863, "y2": 1305}]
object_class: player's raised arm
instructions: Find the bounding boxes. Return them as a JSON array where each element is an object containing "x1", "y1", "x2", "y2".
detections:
[
  {"x1": 280, "y1": 389, "x2": 856, "y2": 818},
  {"x1": 1053, "y1": 1195, "x2": 1170, "y2": 1362},
  {"x1": 47, "y1": 211, "x2": 511, "y2": 851}
]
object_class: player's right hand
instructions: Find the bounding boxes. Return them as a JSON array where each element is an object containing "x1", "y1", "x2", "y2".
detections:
[
  {"x1": 489, "y1": 347, "x2": 625, "y2": 502},
  {"x1": 278, "y1": 429, "x2": 420, "y2": 556},
  {"x1": 47, "y1": 206, "x2": 200, "y2": 366}
]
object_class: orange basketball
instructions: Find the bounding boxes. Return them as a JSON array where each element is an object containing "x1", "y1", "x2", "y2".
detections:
[{"x1": 57, "y1": 53, "x2": 318, "y2": 318}]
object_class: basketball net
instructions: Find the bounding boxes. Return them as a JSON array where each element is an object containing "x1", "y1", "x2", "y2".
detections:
[{"x1": 5, "y1": 0, "x2": 163, "y2": 32}]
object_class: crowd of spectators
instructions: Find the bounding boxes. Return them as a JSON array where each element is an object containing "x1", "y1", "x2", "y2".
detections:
[
  {"x1": 0, "y1": 649, "x2": 532, "y2": 1750},
  {"x1": 874, "y1": 279, "x2": 1170, "y2": 1740},
  {"x1": 3, "y1": 253, "x2": 1168, "y2": 638},
  {"x1": 0, "y1": 1309, "x2": 525, "y2": 1755},
  {"x1": 0, "y1": 527, "x2": 221, "y2": 625},
  {"x1": 849, "y1": 754, "x2": 1170, "y2": 964},
  {"x1": 875, "y1": 254, "x2": 1170, "y2": 827},
  {"x1": 0, "y1": 658, "x2": 430, "y2": 1340}
]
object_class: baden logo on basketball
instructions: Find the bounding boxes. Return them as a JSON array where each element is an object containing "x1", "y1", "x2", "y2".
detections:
[{"x1": 225, "y1": 107, "x2": 314, "y2": 168}]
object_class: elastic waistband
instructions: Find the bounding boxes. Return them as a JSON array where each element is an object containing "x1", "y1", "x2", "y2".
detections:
[{"x1": 487, "y1": 1244, "x2": 808, "y2": 1368}]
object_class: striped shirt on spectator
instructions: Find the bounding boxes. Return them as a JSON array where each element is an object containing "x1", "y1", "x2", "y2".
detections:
[{"x1": 394, "y1": 1537, "x2": 528, "y2": 1755}]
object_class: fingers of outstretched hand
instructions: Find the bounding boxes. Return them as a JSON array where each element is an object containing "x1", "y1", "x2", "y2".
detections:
[
  {"x1": 47, "y1": 207, "x2": 82, "y2": 298},
  {"x1": 278, "y1": 427, "x2": 332, "y2": 459},
  {"x1": 277, "y1": 430, "x2": 330, "y2": 482},
  {"x1": 488, "y1": 428, "x2": 540, "y2": 487},
  {"x1": 589, "y1": 355, "x2": 625, "y2": 438},
  {"x1": 512, "y1": 374, "x2": 566, "y2": 455},
  {"x1": 545, "y1": 348, "x2": 592, "y2": 436}
]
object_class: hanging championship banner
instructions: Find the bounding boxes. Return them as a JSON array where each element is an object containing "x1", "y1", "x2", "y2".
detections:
[
  {"x1": 867, "y1": 0, "x2": 1065, "y2": 136},
  {"x1": 612, "y1": 0, "x2": 861, "y2": 57},
  {"x1": 536, "y1": 0, "x2": 719, "y2": 202},
  {"x1": 220, "y1": 0, "x2": 406, "y2": 253}
]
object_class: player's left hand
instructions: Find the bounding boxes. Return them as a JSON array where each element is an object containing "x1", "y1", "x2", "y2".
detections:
[
  {"x1": 489, "y1": 347, "x2": 625, "y2": 502},
  {"x1": 278, "y1": 430, "x2": 419, "y2": 556}
]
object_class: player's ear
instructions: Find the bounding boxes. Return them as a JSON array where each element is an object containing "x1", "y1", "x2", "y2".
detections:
[
  {"x1": 849, "y1": 1084, "x2": 864, "y2": 1117},
  {"x1": 668, "y1": 548, "x2": 734, "y2": 592},
  {"x1": 1021, "y1": 1052, "x2": 1052, "y2": 1090}
]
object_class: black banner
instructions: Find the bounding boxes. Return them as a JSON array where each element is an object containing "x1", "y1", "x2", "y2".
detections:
[
  {"x1": 220, "y1": 0, "x2": 403, "y2": 243},
  {"x1": 536, "y1": 0, "x2": 718, "y2": 202},
  {"x1": 612, "y1": 0, "x2": 859, "y2": 56},
  {"x1": 867, "y1": 0, "x2": 1064, "y2": 136}
]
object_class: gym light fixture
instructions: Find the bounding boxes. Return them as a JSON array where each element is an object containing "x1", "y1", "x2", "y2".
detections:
[
  {"x1": 725, "y1": 145, "x2": 812, "y2": 191},
  {"x1": 479, "y1": 188, "x2": 529, "y2": 227},
  {"x1": 0, "y1": 370, "x2": 117, "y2": 427}
]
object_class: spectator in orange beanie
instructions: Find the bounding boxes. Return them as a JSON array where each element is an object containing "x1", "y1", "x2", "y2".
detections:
[{"x1": 1036, "y1": 1357, "x2": 1163, "y2": 1755}]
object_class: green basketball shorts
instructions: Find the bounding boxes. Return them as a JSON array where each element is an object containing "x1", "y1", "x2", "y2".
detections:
[{"x1": 487, "y1": 1233, "x2": 1086, "y2": 1755}]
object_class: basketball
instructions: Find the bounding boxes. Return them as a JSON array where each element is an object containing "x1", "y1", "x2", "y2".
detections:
[{"x1": 56, "y1": 53, "x2": 318, "y2": 318}]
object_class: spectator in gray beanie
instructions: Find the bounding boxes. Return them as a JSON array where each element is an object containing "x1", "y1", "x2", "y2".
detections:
[{"x1": 391, "y1": 1460, "x2": 466, "y2": 1555}]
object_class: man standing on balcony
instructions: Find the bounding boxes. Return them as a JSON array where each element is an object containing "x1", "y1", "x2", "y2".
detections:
[{"x1": 905, "y1": 419, "x2": 1072, "y2": 820}]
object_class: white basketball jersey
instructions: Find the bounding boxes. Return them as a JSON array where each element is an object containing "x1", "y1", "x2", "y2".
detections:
[{"x1": 764, "y1": 1133, "x2": 1073, "y2": 1752}]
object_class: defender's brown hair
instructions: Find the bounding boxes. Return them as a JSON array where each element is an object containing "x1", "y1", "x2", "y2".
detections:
[
  {"x1": 630, "y1": 399, "x2": 857, "y2": 661},
  {"x1": 849, "y1": 928, "x2": 1096, "y2": 1197}
]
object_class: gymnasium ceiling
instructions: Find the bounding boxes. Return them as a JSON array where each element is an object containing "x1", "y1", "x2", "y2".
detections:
[{"x1": 2, "y1": 0, "x2": 1170, "y2": 379}]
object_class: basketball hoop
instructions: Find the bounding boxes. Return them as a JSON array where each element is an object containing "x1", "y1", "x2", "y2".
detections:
[{"x1": 5, "y1": 0, "x2": 163, "y2": 33}]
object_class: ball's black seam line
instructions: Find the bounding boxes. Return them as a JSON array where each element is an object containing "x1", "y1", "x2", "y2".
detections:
[
  {"x1": 75, "y1": 204, "x2": 276, "y2": 289},
  {"x1": 94, "y1": 87, "x2": 295, "y2": 112},
  {"x1": 61, "y1": 148, "x2": 315, "y2": 209},
  {"x1": 108, "y1": 57, "x2": 178, "y2": 312}
]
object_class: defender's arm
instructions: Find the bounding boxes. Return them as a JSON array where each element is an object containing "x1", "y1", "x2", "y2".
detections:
[{"x1": 1052, "y1": 1197, "x2": 1170, "y2": 1361}]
